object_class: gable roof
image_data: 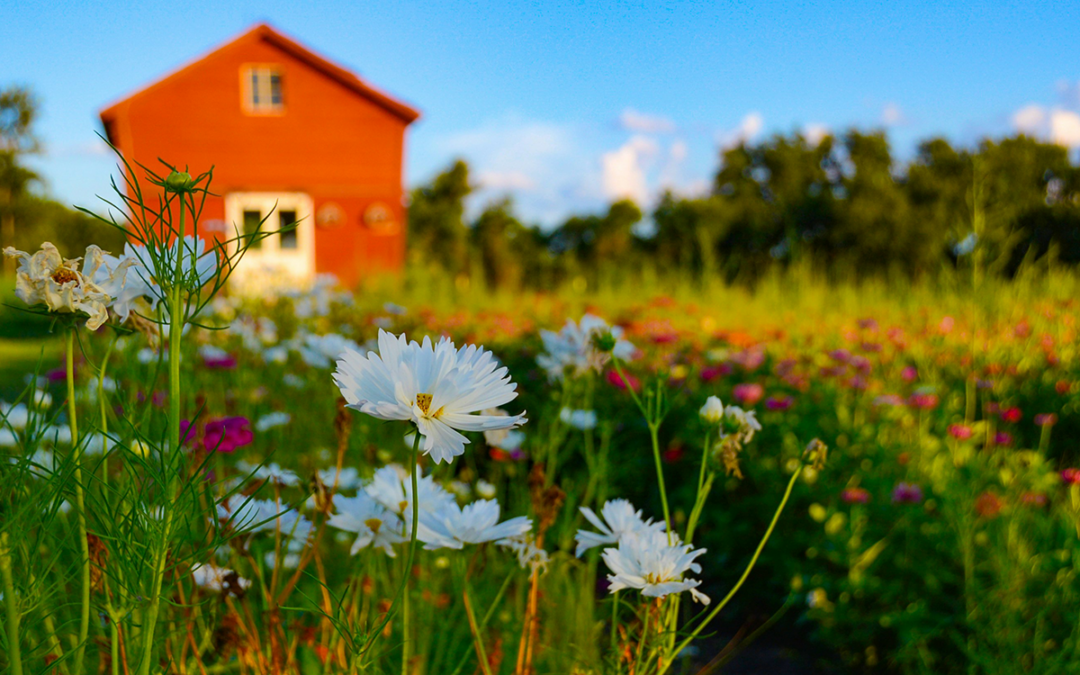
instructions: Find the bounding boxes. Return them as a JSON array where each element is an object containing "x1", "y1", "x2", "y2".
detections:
[{"x1": 100, "y1": 22, "x2": 420, "y2": 140}]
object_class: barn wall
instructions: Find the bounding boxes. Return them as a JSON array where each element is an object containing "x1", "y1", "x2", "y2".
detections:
[{"x1": 106, "y1": 33, "x2": 410, "y2": 287}]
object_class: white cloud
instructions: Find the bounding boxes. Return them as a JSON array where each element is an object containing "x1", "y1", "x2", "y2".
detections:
[
  {"x1": 434, "y1": 115, "x2": 604, "y2": 225},
  {"x1": 1009, "y1": 104, "x2": 1080, "y2": 148},
  {"x1": 803, "y1": 123, "x2": 830, "y2": 146},
  {"x1": 45, "y1": 139, "x2": 111, "y2": 158},
  {"x1": 1012, "y1": 104, "x2": 1047, "y2": 135},
  {"x1": 619, "y1": 108, "x2": 677, "y2": 134},
  {"x1": 601, "y1": 135, "x2": 659, "y2": 204},
  {"x1": 718, "y1": 111, "x2": 765, "y2": 148},
  {"x1": 881, "y1": 102, "x2": 907, "y2": 126},
  {"x1": 1051, "y1": 109, "x2": 1080, "y2": 148},
  {"x1": 476, "y1": 170, "x2": 535, "y2": 191}
]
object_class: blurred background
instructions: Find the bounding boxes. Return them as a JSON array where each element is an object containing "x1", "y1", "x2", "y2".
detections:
[{"x1": 3, "y1": 1, "x2": 1080, "y2": 289}]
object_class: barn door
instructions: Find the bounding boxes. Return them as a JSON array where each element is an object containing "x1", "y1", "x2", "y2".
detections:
[{"x1": 224, "y1": 192, "x2": 315, "y2": 287}]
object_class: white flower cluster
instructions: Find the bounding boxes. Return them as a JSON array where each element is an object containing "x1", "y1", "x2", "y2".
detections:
[
  {"x1": 4, "y1": 237, "x2": 219, "y2": 329},
  {"x1": 334, "y1": 330, "x2": 526, "y2": 464},
  {"x1": 576, "y1": 499, "x2": 710, "y2": 604},
  {"x1": 327, "y1": 464, "x2": 536, "y2": 563},
  {"x1": 537, "y1": 314, "x2": 636, "y2": 380}
]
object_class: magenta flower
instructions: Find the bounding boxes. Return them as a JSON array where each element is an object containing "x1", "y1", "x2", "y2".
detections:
[
  {"x1": 202, "y1": 353, "x2": 237, "y2": 369},
  {"x1": 901, "y1": 366, "x2": 918, "y2": 382},
  {"x1": 203, "y1": 416, "x2": 254, "y2": 454},
  {"x1": 1061, "y1": 468, "x2": 1080, "y2": 485},
  {"x1": 701, "y1": 363, "x2": 733, "y2": 382},
  {"x1": 607, "y1": 369, "x2": 640, "y2": 392},
  {"x1": 891, "y1": 482, "x2": 923, "y2": 504},
  {"x1": 765, "y1": 395, "x2": 793, "y2": 411},
  {"x1": 993, "y1": 431, "x2": 1013, "y2": 446},
  {"x1": 829, "y1": 349, "x2": 852, "y2": 363}
]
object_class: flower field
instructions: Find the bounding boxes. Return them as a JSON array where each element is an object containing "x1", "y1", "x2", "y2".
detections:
[{"x1": 2, "y1": 169, "x2": 1080, "y2": 675}]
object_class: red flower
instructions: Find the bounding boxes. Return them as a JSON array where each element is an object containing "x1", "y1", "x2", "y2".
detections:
[
  {"x1": 841, "y1": 487, "x2": 870, "y2": 504},
  {"x1": 974, "y1": 491, "x2": 1003, "y2": 518},
  {"x1": 662, "y1": 444, "x2": 684, "y2": 463},
  {"x1": 1061, "y1": 468, "x2": 1080, "y2": 485},
  {"x1": 908, "y1": 393, "x2": 939, "y2": 410},
  {"x1": 999, "y1": 407, "x2": 1022, "y2": 423},
  {"x1": 1056, "y1": 380, "x2": 1071, "y2": 395}
]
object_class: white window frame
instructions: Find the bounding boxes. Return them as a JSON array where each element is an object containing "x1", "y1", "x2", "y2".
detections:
[
  {"x1": 225, "y1": 192, "x2": 315, "y2": 284},
  {"x1": 241, "y1": 65, "x2": 284, "y2": 114}
]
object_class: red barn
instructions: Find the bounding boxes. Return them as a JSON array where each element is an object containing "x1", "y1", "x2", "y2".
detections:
[{"x1": 100, "y1": 23, "x2": 419, "y2": 287}]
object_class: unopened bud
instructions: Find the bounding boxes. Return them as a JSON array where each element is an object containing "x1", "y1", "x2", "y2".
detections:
[
  {"x1": 804, "y1": 438, "x2": 828, "y2": 471},
  {"x1": 164, "y1": 170, "x2": 195, "y2": 193},
  {"x1": 592, "y1": 331, "x2": 617, "y2": 353},
  {"x1": 699, "y1": 395, "x2": 724, "y2": 423}
]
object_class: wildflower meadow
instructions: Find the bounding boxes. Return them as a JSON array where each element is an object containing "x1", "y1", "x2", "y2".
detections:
[{"x1": 1, "y1": 157, "x2": 1080, "y2": 675}]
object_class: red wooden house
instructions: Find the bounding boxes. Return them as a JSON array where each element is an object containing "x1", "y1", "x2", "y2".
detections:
[{"x1": 100, "y1": 23, "x2": 420, "y2": 287}]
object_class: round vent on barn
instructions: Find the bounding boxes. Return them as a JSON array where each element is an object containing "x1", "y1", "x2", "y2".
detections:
[
  {"x1": 363, "y1": 202, "x2": 399, "y2": 235},
  {"x1": 316, "y1": 202, "x2": 345, "y2": 229}
]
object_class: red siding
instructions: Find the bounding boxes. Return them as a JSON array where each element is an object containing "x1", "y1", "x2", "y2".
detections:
[{"x1": 101, "y1": 25, "x2": 415, "y2": 287}]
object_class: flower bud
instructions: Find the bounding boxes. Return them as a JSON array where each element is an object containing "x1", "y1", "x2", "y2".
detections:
[
  {"x1": 699, "y1": 395, "x2": 724, "y2": 423},
  {"x1": 591, "y1": 330, "x2": 617, "y2": 354},
  {"x1": 164, "y1": 170, "x2": 195, "y2": 193}
]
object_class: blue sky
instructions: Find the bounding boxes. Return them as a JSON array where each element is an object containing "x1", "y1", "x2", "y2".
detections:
[{"x1": 2, "y1": 1, "x2": 1079, "y2": 226}]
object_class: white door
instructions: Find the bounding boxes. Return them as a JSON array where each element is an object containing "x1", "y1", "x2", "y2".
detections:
[{"x1": 225, "y1": 192, "x2": 315, "y2": 287}]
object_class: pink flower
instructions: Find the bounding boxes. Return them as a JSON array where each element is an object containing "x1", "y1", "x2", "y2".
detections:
[
  {"x1": 858, "y1": 318, "x2": 879, "y2": 331},
  {"x1": 732, "y1": 383, "x2": 764, "y2": 406},
  {"x1": 891, "y1": 482, "x2": 923, "y2": 504},
  {"x1": 939, "y1": 316, "x2": 955, "y2": 334},
  {"x1": 1034, "y1": 413, "x2": 1058, "y2": 427},
  {"x1": 1020, "y1": 492, "x2": 1047, "y2": 507},
  {"x1": 202, "y1": 353, "x2": 237, "y2": 369},
  {"x1": 1061, "y1": 468, "x2": 1080, "y2": 485},
  {"x1": 908, "y1": 392, "x2": 939, "y2": 410},
  {"x1": 829, "y1": 349, "x2": 852, "y2": 363},
  {"x1": 901, "y1": 366, "x2": 918, "y2": 382},
  {"x1": 993, "y1": 431, "x2": 1013, "y2": 446},
  {"x1": 948, "y1": 424, "x2": 973, "y2": 440},
  {"x1": 202, "y1": 416, "x2": 253, "y2": 454},
  {"x1": 841, "y1": 487, "x2": 870, "y2": 504}
]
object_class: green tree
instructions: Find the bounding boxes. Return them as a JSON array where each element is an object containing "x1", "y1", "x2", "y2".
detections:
[
  {"x1": 0, "y1": 86, "x2": 41, "y2": 273},
  {"x1": 407, "y1": 159, "x2": 472, "y2": 276}
]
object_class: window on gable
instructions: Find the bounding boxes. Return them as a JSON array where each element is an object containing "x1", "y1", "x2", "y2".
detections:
[{"x1": 243, "y1": 66, "x2": 284, "y2": 113}]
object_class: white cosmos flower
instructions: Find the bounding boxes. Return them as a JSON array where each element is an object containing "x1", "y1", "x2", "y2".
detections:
[
  {"x1": 297, "y1": 332, "x2": 360, "y2": 369},
  {"x1": 327, "y1": 492, "x2": 406, "y2": 556},
  {"x1": 191, "y1": 563, "x2": 251, "y2": 593},
  {"x1": 418, "y1": 499, "x2": 532, "y2": 550},
  {"x1": 237, "y1": 461, "x2": 302, "y2": 487},
  {"x1": 254, "y1": 411, "x2": 291, "y2": 432},
  {"x1": 575, "y1": 499, "x2": 667, "y2": 557},
  {"x1": 333, "y1": 330, "x2": 527, "y2": 464},
  {"x1": 124, "y1": 236, "x2": 217, "y2": 297},
  {"x1": 365, "y1": 464, "x2": 455, "y2": 523},
  {"x1": 560, "y1": 408, "x2": 598, "y2": 431},
  {"x1": 699, "y1": 396, "x2": 724, "y2": 423},
  {"x1": 1, "y1": 402, "x2": 29, "y2": 431},
  {"x1": 602, "y1": 529, "x2": 710, "y2": 604},
  {"x1": 316, "y1": 466, "x2": 363, "y2": 490},
  {"x1": 498, "y1": 532, "x2": 549, "y2": 573},
  {"x1": 3, "y1": 243, "x2": 132, "y2": 330},
  {"x1": 537, "y1": 314, "x2": 636, "y2": 380},
  {"x1": 724, "y1": 405, "x2": 762, "y2": 442}
]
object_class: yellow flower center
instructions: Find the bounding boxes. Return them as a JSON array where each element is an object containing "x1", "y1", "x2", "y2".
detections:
[
  {"x1": 415, "y1": 393, "x2": 433, "y2": 414},
  {"x1": 364, "y1": 518, "x2": 383, "y2": 534},
  {"x1": 51, "y1": 267, "x2": 80, "y2": 286}
]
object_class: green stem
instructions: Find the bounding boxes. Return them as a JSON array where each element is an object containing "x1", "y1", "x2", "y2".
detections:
[
  {"x1": 98, "y1": 335, "x2": 116, "y2": 490},
  {"x1": 68, "y1": 330, "x2": 92, "y2": 675},
  {"x1": 361, "y1": 431, "x2": 422, "y2": 659},
  {"x1": 609, "y1": 590, "x2": 620, "y2": 654},
  {"x1": 462, "y1": 582, "x2": 493, "y2": 675},
  {"x1": 138, "y1": 193, "x2": 186, "y2": 675},
  {"x1": 0, "y1": 532, "x2": 23, "y2": 675},
  {"x1": 659, "y1": 463, "x2": 803, "y2": 675}
]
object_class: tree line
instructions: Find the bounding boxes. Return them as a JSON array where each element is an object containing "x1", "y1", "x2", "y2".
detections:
[{"x1": 409, "y1": 131, "x2": 1080, "y2": 289}]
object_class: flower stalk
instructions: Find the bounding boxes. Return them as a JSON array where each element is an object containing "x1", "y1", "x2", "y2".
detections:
[{"x1": 67, "y1": 329, "x2": 92, "y2": 675}]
